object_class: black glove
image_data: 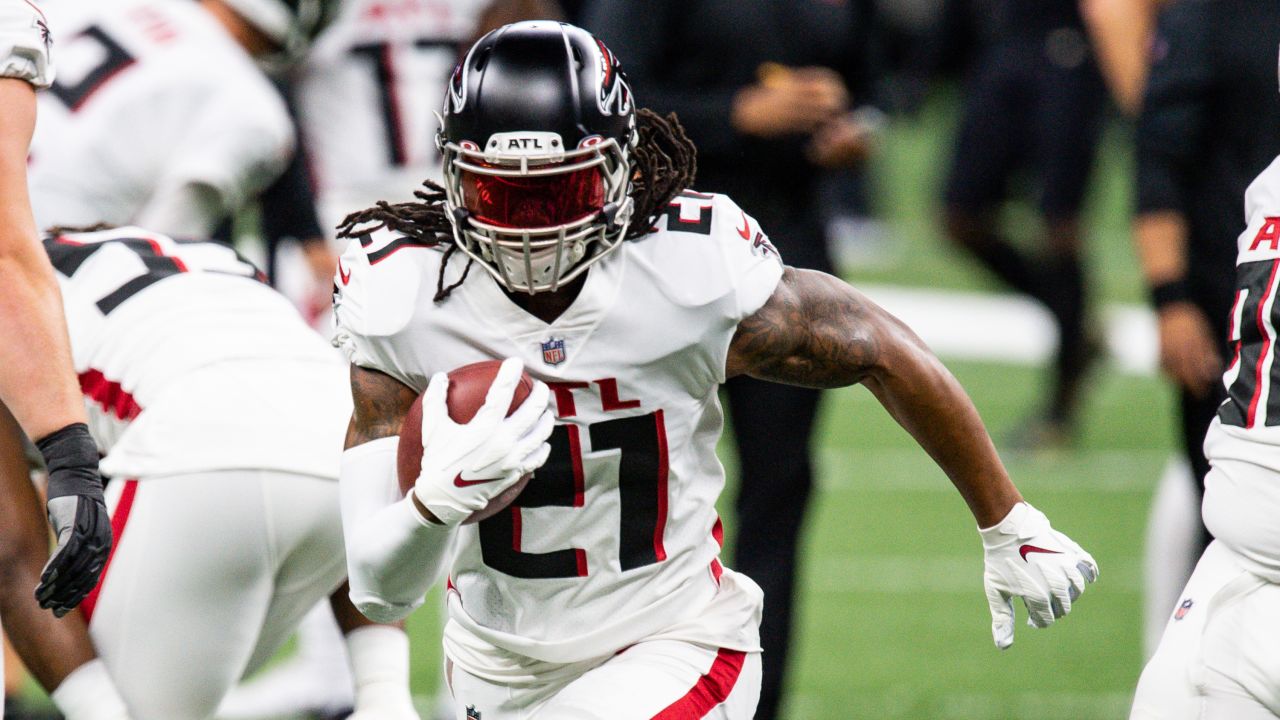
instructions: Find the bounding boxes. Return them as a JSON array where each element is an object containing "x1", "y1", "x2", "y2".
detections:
[{"x1": 35, "y1": 423, "x2": 111, "y2": 617}]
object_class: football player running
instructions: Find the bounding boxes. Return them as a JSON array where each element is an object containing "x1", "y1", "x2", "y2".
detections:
[
  {"x1": 1130, "y1": 154, "x2": 1280, "y2": 719},
  {"x1": 0, "y1": 226, "x2": 420, "y2": 720},
  {"x1": 0, "y1": 0, "x2": 110, "y2": 662},
  {"x1": 335, "y1": 22, "x2": 1099, "y2": 718}
]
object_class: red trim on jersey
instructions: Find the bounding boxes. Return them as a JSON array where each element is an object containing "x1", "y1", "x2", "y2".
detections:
[
  {"x1": 709, "y1": 558, "x2": 723, "y2": 585},
  {"x1": 1227, "y1": 289, "x2": 1245, "y2": 377},
  {"x1": 79, "y1": 369, "x2": 142, "y2": 421},
  {"x1": 575, "y1": 548, "x2": 588, "y2": 577},
  {"x1": 1246, "y1": 260, "x2": 1280, "y2": 427},
  {"x1": 568, "y1": 424, "x2": 585, "y2": 507},
  {"x1": 80, "y1": 480, "x2": 139, "y2": 623},
  {"x1": 653, "y1": 409, "x2": 669, "y2": 562},
  {"x1": 511, "y1": 507, "x2": 522, "y2": 552},
  {"x1": 22, "y1": 0, "x2": 47, "y2": 23},
  {"x1": 651, "y1": 648, "x2": 746, "y2": 719},
  {"x1": 711, "y1": 516, "x2": 724, "y2": 548}
]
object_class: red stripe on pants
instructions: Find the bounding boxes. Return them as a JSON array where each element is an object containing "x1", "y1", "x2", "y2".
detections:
[
  {"x1": 80, "y1": 480, "x2": 139, "y2": 623},
  {"x1": 651, "y1": 648, "x2": 747, "y2": 719}
]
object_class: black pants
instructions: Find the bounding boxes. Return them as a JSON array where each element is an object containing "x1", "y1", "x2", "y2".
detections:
[{"x1": 720, "y1": 203, "x2": 831, "y2": 720}]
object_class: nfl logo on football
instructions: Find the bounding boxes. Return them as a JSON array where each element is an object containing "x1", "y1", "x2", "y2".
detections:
[{"x1": 541, "y1": 337, "x2": 567, "y2": 366}]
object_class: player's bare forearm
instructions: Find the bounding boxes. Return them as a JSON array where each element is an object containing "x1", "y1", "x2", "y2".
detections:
[
  {"x1": 345, "y1": 365, "x2": 418, "y2": 450},
  {"x1": 0, "y1": 79, "x2": 86, "y2": 441},
  {"x1": 1134, "y1": 210, "x2": 1190, "y2": 285},
  {"x1": 0, "y1": 403, "x2": 98, "y2": 692},
  {"x1": 727, "y1": 268, "x2": 1022, "y2": 526}
]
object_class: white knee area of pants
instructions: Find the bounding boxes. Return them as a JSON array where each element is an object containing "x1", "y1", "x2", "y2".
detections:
[
  {"x1": 1133, "y1": 541, "x2": 1280, "y2": 719},
  {"x1": 51, "y1": 659, "x2": 132, "y2": 720},
  {"x1": 1143, "y1": 457, "x2": 1200, "y2": 660},
  {"x1": 347, "y1": 625, "x2": 415, "y2": 711}
]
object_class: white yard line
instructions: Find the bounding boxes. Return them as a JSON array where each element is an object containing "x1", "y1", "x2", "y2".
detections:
[{"x1": 858, "y1": 284, "x2": 1158, "y2": 375}]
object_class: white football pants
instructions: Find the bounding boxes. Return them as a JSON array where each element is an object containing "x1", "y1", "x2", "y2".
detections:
[
  {"x1": 449, "y1": 640, "x2": 761, "y2": 720},
  {"x1": 1131, "y1": 540, "x2": 1280, "y2": 719},
  {"x1": 86, "y1": 470, "x2": 347, "y2": 720}
]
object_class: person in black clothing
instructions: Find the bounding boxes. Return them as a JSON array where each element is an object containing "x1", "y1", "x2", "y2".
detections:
[
  {"x1": 1134, "y1": 0, "x2": 1280, "y2": 646},
  {"x1": 579, "y1": 2, "x2": 880, "y2": 717},
  {"x1": 940, "y1": 0, "x2": 1107, "y2": 446}
]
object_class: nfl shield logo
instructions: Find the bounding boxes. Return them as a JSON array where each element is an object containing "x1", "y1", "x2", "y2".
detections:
[
  {"x1": 466, "y1": 706, "x2": 482, "y2": 719},
  {"x1": 541, "y1": 337, "x2": 566, "y2": 366},
  {"x1": 1174, "y1": 598, "x2": 1194, "y2": 620}
]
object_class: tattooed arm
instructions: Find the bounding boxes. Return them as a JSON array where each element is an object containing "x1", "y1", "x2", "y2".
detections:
[
  {"x1": 345, "y1": 365, "x2": 418, "y2": 450},
  {"x1": 726, "y1": 268, "x2": 1022, "y2": 527}
]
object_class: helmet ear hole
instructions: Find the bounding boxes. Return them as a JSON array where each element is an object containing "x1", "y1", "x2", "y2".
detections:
[{"x1": 570, "y1": 45, "x2": 584, "y2": 70}]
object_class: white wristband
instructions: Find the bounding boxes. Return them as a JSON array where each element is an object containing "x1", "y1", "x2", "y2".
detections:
[
  {"x1": 347, "y1": 625, "x2": 415, "y2": 713},
  {"x1": 51, "y1": 659, "x2": 132, "y2": 720}
]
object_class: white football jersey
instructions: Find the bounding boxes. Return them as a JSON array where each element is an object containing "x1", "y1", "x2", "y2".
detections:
[
  {"x1": 294, "y1": 0, "x2": 489, "y2": 235},
  {"x1": 334, "y1": 192, "x2": 781, "y2": 675},
  {"x1": 27, "y1": 0, "x2": 293, "y2": 235},
  {"x1": 0, "y1": 0, "x2": 52, "y2": 86},
  {"x1": 48, "y1": 226, "x2": 350, "y2": 481},
  {"x1": 1203, "y1": 154, "x2": 1280, "y2": 573}
]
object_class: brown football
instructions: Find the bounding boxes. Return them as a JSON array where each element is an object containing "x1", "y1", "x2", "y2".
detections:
[{"x1": 397, "y1": 360, "x2": 535, "y2": 524}]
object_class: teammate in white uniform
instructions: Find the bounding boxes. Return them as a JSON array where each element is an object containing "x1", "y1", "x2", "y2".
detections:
[
  {"x1": 0, "y1": 226, "x2": 421, "y2": 720},
  {"x1": 25, "y1": 0, "x2": 318, "y2": 238},
  {"x1": 1131, "y1": 155, "x2": 1280, "y2": 719},
  {"x1": 334, "y1": 22, "x2": 1099, "y2": 719}
]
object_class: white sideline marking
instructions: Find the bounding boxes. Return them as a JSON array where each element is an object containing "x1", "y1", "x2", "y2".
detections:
[
  {"x1": 811, "y1": 556, "x2": 1138, "y2": 594},
  {"x1": 786, "y1": 691, "x2": 1133, "y2": 719},
  {"x1": 857, "y1": 284, "x2": 1158, "y2": 375},
  {"x1": 817, "y1": 447, "x2": 1165, "y2": 493}
]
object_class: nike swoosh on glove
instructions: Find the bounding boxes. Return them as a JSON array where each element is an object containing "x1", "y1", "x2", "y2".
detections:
[
  {"x1": 35, "y1": 423, "x2": 112, "y2": 617},
  {"x1": 414, "y1": 358, "x2": 554, "y2": 526},
  {"x1": 979, "y1": 502, "x2": 1098, "y2": 649}
]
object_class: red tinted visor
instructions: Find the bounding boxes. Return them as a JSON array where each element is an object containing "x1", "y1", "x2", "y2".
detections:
[{"x1": 461, "y1": 165, "x2": 606, "y2": 229}]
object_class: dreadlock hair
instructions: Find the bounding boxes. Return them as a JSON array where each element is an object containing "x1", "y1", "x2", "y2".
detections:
[
  {"x1": 45, "y1": 222, "x2": 118, "y2": 236},
  {"x1": 335, "y1": 108, "x2": 699, "y2": 302}
]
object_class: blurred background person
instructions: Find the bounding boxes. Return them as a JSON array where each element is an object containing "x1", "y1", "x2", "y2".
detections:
[
  {"x1": 1132, "y1": 0, "x2": 1280, "y2": 657},
  {"x1": 938, "y1": 0, "x2": 1107, "y2": 448},
  {"x1": 25, "y1": 0, "x2": 330, "y2": 239},
  {"x1": 1080, "y1": 0, "x2": 1167, "y2": 117},
  {"x1": 579, "y1": 2, "x2": 883, "y2": 717}
]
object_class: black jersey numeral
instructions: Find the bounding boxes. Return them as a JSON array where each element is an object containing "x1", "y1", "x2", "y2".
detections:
[
  {"x1": 350, "y1": 38, "x2": 460, "y2": 167},
  {"x1": 477, "y1": 411, "x2": 670, "y2": 579},
  {"x1": 1220, "y1": 259, "x2": 1280, "y2": 428},
  {"x1": 49, "y1": 26, "x2": 136, "y2": 111},
  {"x1": 44, "y1": 235, "x2": 261, "y2": 314}
]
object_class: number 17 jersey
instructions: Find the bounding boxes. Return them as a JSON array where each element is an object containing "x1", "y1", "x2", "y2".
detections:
[{"x1": 333, "y1": 192, "x2": 782, "y2": 680}]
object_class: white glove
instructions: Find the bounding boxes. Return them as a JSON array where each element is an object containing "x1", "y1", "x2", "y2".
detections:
[
  {"x1": 414, "y1": 357, "x2": 554, "y2": 526},
  {"x1": 979, "y1": 502, "x2": 1098, "y2": 649}
]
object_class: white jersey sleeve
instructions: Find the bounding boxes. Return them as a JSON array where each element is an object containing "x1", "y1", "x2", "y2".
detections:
[
  {"x1": 133, "y1": 80, "x2": 294, "y2": 236},
  {"x1": 0, "y1": 0, "x2": 52, "y2": 87},
  {"x1": 640, "y1": 191, "x2": 785, "y2": 383},
  {"x1": 332, "y1": 228, "x2": 442, "y2": 390}
]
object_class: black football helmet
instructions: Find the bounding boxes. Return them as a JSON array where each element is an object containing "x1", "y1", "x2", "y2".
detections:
[
  {"x1": 438, "y1": 21, "x2": 638, "y2": 294},
  {"x1": 219, "y1": 0, "x2": 336, "y2": 65}
]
